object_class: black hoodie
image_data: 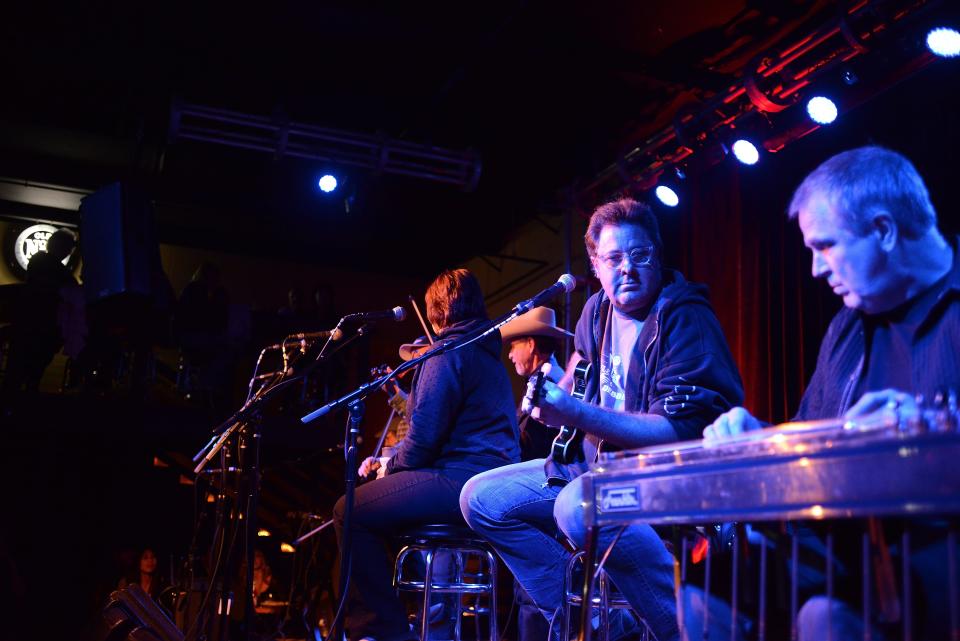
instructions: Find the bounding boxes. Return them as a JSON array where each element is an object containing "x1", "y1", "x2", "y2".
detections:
[
  {"x1": 386, "y1": 317, "x2": 520, "y2": 474},
  {"x1": 546, "y1": 269, "x2": 744, "y2": 482}
]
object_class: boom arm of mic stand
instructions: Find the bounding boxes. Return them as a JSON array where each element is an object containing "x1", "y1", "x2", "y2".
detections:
[
  {"x1": 194, "y1": 421, "x2": 242, "y2": 475},
  {"x1": 288, "y1": 322, "x2": 372, "y2": 383},
  {"x1": 193, "y1": 408, "x2": 252, "y2": 463},
  {"x1": 300, "y1": 306, "x2": 533, "y2": 425},
  {"x1": 192, "y1": 322, "x2": 374, "y2": 465}
]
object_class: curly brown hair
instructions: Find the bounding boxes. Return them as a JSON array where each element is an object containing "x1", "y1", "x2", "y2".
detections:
[{"x1": 425, "y1": 268, "x2": 488, "y2": 330}]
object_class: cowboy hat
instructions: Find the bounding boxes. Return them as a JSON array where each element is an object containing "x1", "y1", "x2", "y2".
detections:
[
  {"x1": 398, "y1": 335, "x2": 432, "y2": 361},
  {"x1": 500, "y1": 306, "x2": 573, "y2": 341}
]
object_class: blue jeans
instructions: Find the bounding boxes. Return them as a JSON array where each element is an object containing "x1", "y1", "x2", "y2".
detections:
[
  {"x1": 334, "y1": 467, "x2": 476, "y2": 641},
  {"x1": 460, "y1": 459, "x2": 680, "y2": 641},
  {"x1": 516, "y1": 580, "x2": 550, "y2": 641}
]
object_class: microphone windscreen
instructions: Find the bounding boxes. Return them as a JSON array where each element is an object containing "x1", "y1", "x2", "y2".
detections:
[{"x1": 557, "y1": 273, "x2": 577, "y2": 293}]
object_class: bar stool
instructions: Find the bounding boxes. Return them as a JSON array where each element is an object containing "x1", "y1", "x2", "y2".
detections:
[
  {"x1": 560, "y1": 549, "x2": 652, "y2": 641},
  {"x1": 393, "y1": 523, "x2": 499, "y2": 641}
]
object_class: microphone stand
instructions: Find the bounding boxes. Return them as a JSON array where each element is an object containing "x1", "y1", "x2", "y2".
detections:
[
  {"x1": 193, "y1": 323, "x2": 372, "y2": 471},
  {"x1": 188, "y1": 322, "x2": 367, "y2": 641},
  {"x1": 300, "y1": 302, "x2": 546, "y2": 641}
]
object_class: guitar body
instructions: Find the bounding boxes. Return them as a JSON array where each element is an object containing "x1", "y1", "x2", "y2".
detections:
[{"x1": 549, "y1": 360, "x2": 592, "y2": 464}]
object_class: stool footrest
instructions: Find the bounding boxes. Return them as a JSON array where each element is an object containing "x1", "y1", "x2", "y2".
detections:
[
  {"x1": 392, "y1": 527, "x2": 499, "y2": 641},
  {"x1": 563, "y1": 595, "x2": 632, "y2": 607},
  {"x1": 396, "y1": 582, "x2": 494, "y2": 594}
]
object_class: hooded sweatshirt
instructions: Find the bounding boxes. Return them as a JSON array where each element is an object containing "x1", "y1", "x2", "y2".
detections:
[
  {"x1": 547, "y1": 269, "x2": 744, "y2": 482},
  {"x1": 386, "y1": 317, "x2": 520, "y2": 474}
]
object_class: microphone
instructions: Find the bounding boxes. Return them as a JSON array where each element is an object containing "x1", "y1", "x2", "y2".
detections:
[
  {"x1": 287, "y1": 328, "x2": 344, "y2": 341},
  {"x1": 512, "y1": 274, "x2": 577, "y2": 314},
  {"x1": 343, "y1": 306, "x2": 407, "y2": 323}
]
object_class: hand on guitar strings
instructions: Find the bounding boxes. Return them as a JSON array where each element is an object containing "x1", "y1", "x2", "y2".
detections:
[{"x1": 522, "y1": 362, "x2": 579, "y2": 428}]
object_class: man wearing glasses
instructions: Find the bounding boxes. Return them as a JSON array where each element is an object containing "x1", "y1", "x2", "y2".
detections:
[{"x1": 460, "y1": 198, "x2": 743, "y2": 641}]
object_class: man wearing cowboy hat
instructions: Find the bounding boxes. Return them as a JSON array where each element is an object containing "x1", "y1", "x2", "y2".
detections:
[
  {"x1": 499, "y1": 306, "x2": 575, "y2": 641},
  {"x1": 500, "y1": 306, "x2": 574, "y2": 462},
  {"x1": 374, "y1": 335, "x2": 433, "y2": 459}
]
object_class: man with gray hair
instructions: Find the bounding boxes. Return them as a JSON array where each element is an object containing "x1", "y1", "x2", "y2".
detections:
[{"x1": 705, "y1": 145, "x2": 960, "y2": 640}]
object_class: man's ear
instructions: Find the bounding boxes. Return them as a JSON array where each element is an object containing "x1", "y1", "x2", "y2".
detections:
[{"x1": 871, "y1": 211, "x2": 897, "y2": 252}]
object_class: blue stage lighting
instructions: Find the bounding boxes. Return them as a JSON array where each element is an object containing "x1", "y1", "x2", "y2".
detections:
[
  {"x1": 927, "y1": 27, "x2": 960, "y2": 58},
  {"x1": 318, "y1": 174, "x2": 338, "y2": 193},
  {"x1": 731, "y1": 139, "x2": 760, "y2": 165},
  {"x1": 806, "y1": 96, "x2": 838, "y2": 124},
  {"x1": 655, "y1": 185, "x2": 679, "y2": 208}
]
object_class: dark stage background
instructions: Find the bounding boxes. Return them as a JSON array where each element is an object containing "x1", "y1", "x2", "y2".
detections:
[
  {"x1": 0, "y1": 42, "x2": 958, "y2": 641},
  {"x1": 672, "y1": 60, "x2": 960, "y2": 425}
]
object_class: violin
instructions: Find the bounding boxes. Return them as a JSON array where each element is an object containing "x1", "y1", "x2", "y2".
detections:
[{"x1": 370, "y1": 363, "x2": 414, "y2": 380}]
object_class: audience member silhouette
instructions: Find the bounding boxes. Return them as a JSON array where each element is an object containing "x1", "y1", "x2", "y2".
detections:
[
  {"x1": 1, "y1": 229, "x2": 78, "y2": 401},
  {"x1": 117, "y1": 547, "x2": 168, "y2": 601}
]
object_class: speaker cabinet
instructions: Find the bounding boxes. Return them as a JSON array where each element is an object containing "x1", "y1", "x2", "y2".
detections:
[{"x1": 79, "y1": 182, "x2": 162, "y2": 303}]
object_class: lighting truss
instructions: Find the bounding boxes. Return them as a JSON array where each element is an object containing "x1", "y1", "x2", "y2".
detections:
[
  {"x1": 168, "y1": 101, "x2": 483, "y2": 191},
  {"x1": 584, "y1": 0, "x2": 951, "y2": 197}
]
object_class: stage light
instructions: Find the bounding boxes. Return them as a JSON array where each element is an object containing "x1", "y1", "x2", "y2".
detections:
[
  {"x1": 731, "y1": 139, "x2": 760, "y2": 165},
  {"x1": 280, "y1": 543, "x2": 296, "y2": 554},
  {"x1": 926, "y1": 27, "x2": 960, "y2": 58},
  {"x1": 806, "y1": 96, "x2": 838, "y2": 124},
  {"x1": 655, "y1": 185, "x2": 679, "y2": 208},
  {"x1": 318, "y1": 174, "x2": 338, "y2": 193},
  {"x1": 257, "y1": 529, "x2": 271, "y2": 537}
]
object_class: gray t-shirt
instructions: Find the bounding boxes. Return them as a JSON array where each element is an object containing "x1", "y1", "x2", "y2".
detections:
[{"x1": 583, "y1": 307, "x2": 644, "y2": 461}]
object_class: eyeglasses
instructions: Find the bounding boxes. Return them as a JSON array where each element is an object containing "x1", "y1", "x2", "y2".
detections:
[{"x1": 595, "y1": 246, "x2": 656, "y2": 269}]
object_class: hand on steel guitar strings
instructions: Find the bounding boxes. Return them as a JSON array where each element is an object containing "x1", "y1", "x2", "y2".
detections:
[
  {"x1": 703, "y1": 388, "x2": 922, "y2": 442},
  {"x1": 844, "y1": 388, "x2": 919, "y2": 421},
  {"x1": 702, "y1": 406, "x2": 763, "y2": 441}
]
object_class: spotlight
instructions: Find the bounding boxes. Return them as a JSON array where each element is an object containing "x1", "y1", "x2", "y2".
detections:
[
  {"x1": 318, "y1": 174, "x2": 338, "y2": 193},
  {"x1": 926, "y1": 27, "x2": 960, "y2": 58},
  {"x1": 731, "y1": 139, "x2": 760, "y2": 165},
  {"x1": 654, "y1": 185, "x2": 679, "y2": 208},
  {"x1": 806, "y1": 96, "x2": 838, "y2": 125}
]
